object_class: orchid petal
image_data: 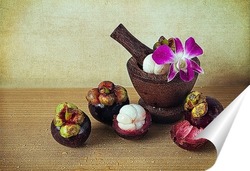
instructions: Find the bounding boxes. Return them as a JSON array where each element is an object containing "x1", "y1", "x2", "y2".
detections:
[
  {"x1": 179, "y1": 59, "x2": 195, "y2": 82},
  {"x1": 184, "y1": 37, "x2": 203, "y2": 59},
  {"x1": 167, "y1": 64, "x2": 178, "y2": 82},
  {"x1": 174, "y1": 38, "x2": 184, "y2": 54},
  {"x1": 152, "y1": 45, "x2": 175, "y2": 65},
  {"x1": 190, "y1": 60, "x2": 204, "y2": 74}
]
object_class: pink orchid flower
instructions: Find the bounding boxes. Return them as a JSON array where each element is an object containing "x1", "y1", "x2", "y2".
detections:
[{"x1": 152, "y1": 37, "x2": 204, "y2": 82}]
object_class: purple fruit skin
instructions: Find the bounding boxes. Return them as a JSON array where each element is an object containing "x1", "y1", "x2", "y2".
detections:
[
  {"x1": 170, "y1": 120, "x2": 207, "y2": 150},
  {"x1": 88, "y1": 98, "x2": 129, "y2": 126},
  {"x1": 171, "y1": 96, "x2": 223, "y2": 150},
  {"x1": 185, "y1": 96, "x2": 224, "y2": 128},
  {"x1": 51, "y1": 113, "x2": 91, "y2": 148},
  {"x1": 112, "y1": 112, "x2": 152, "y2": 140}
]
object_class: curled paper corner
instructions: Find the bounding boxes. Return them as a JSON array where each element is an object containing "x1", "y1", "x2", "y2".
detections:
[{"x1": 196, "y1": 86, "x2": 250, "y2": 171}]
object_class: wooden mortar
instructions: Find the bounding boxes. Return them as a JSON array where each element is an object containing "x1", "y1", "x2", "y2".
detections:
[{"x1": 111, "y1": 24, "x2": 199, "y2": 123}]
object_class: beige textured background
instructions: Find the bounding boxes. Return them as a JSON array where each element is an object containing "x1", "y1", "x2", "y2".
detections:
[{"x1": 0, "y1": 0, "x2": 249, "y2": 88}]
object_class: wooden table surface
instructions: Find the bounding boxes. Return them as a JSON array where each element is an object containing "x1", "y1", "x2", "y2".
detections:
[{"x1": 0, "y1": 86, "x2": 247, "y2": 170}]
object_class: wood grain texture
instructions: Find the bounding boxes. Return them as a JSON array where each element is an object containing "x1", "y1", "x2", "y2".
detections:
[{"x1": 0, "y1": 86, "x2": 247, "y2": 170}]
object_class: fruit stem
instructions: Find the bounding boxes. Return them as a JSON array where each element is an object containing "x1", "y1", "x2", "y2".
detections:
[{"x1": 110, "y1": 23, "x2": 153, "y2": 66}]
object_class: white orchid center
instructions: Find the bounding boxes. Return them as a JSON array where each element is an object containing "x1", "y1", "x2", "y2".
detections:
[{"x1": 176, "y1": 58, "x2": 187, "y2": 71}]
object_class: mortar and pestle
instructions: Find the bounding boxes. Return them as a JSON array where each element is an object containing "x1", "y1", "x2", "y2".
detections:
[{"x1": 110, "y1": 24, "x2": 199, "y2": 124}]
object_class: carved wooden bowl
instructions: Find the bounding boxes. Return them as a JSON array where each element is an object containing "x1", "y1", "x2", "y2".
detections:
[
  {"x1": 111, "y1": 24, "x2": 200, "y2": 123},
  {"x1": 127, "y1": 57, "x2": 199, "y2": 108}
]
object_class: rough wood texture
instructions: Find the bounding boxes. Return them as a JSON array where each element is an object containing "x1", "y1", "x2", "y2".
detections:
[
  {"x1": 110, "y1": 24, "x2": 153, "y2": 66},
  {"x1": 0, "y1": 86, "x2": 246, "y2": 170}
]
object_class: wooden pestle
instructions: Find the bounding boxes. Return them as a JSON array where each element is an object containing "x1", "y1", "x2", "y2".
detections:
[{"x1": 110, "y1": 24, "x2": 153, "y2": 66}]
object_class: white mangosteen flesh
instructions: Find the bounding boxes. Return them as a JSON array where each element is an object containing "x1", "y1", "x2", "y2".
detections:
[
  {"x1": 116, "y1": 104, "x2": 146, "y2": 131},
  {"x1": 142, "y1": 54, "x2": 169, "y2": 75}
]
